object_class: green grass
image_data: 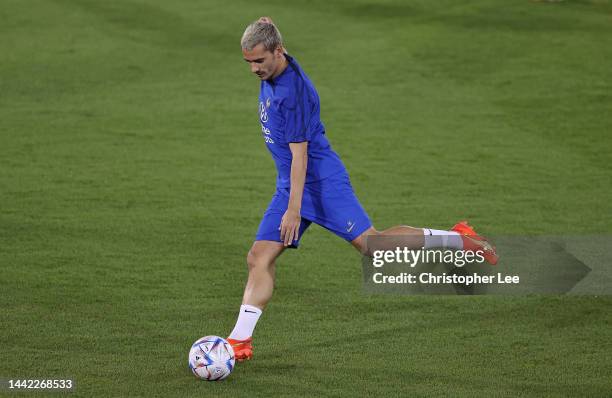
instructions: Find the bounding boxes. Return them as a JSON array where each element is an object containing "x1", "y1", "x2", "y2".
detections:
[{"x1": 2, "y1": 0, "x2": 612, "y2": 396}]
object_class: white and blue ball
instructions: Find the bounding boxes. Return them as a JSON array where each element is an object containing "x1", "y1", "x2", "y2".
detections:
[{"x1": 188, "y1": 336, "x2": 235, "y2": 381}]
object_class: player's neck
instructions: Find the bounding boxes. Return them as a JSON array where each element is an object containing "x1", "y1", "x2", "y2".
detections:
[{"x1": 269, "y1": 55, "x2": 289, "y2": 81}]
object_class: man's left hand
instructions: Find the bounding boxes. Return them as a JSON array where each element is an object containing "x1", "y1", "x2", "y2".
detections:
[{"x1": 279, "y1": 208, "x2": 301, "y2": 246}]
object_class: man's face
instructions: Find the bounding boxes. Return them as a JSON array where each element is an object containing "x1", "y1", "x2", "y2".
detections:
[{"x1": 242, "y1": 43, "x2": 283, "y2": 81}]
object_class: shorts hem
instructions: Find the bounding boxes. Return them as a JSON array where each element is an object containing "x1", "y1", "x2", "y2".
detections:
[
  {"x1": 254, "y1": 234, "x2": 299, "y2": 249},
  {"x1": 345, "y1": 222, "x2": 373, "y2": 242}
]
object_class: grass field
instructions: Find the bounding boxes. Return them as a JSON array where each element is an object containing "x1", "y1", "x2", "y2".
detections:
[{"x1": 2, "y1": 0, "x2": 612, "y2": 396}]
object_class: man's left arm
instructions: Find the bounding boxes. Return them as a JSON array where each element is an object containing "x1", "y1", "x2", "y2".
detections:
[{"x1": 280, "y1": 142, "x2": 308, "y2": 246}]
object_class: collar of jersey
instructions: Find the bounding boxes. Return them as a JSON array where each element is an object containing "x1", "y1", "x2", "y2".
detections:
[{"x1": 268, "y1": 53, "x2": 295, "y2": 85}]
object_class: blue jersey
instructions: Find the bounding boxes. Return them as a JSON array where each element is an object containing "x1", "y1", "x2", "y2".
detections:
[{"x1": 258, "y1": 54, "x2": 347, "y2": 188}]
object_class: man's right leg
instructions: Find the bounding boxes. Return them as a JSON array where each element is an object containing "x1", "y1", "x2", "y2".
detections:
[
  {"x1": 241, "y1": 240, "x2": 285, "y2": 309},
  {"x1": 227, "y1": 240, "x2": 285, "y2": 361}
]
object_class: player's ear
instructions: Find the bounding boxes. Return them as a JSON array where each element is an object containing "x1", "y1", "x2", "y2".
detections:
[{"x1": 274, "y1": 45, "x2": 284, "y2": 58}]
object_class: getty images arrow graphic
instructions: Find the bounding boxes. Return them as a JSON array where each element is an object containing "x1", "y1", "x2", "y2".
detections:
[
  {"x1": 361, "y1": 235, "x2": 610, "y2": 295},
  {"x1": 447, "y1": 236, "x2": 592, "y2": 295}
]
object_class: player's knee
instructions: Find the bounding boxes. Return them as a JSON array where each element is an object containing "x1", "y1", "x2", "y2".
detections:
[
  {"x1": 368, "y1": 227, "x2": 380, "y2": 236},
  {"x1": 352, "y1": 227, "x2": 379, "y2": 256},
  {"x1": 246, "y1": 249, "x2": 272, "y2": 271}
]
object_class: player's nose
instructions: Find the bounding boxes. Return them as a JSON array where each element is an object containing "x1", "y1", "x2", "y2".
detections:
[{"x1": 250, "y1": 63, "x2": 259, "y2": 73}]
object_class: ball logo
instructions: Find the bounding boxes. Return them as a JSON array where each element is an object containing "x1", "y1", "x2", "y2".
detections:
[{"x1": 259, "y1": 102, "x2": 268, "y2": 123}]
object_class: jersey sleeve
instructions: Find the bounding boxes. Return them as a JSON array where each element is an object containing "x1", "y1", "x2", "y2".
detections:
[{"x1": 279, "y1": 93, "x2": 311, "y2": 143}]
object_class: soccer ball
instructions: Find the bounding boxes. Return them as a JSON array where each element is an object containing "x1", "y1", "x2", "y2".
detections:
[{"x1": 188, "y1": 336, "x2": 235, "y2": 381}]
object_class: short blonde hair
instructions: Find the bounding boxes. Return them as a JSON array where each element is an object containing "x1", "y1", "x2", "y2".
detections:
[{"x1": 241, "y1": 21, "x2": 283, "y2": 52}]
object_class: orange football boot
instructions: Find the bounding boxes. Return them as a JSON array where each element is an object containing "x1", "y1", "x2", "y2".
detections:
[
  {"x1": 451, "y1": 221, "x2": 499, "y2": 265},
  {"x1": 227, "y1": 337, "x2": 253, "y2": 362}
]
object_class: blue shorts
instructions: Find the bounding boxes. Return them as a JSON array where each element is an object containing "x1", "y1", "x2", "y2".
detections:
[{"x1": 255, "y1": 172, "x2": 372, "y2": 248}]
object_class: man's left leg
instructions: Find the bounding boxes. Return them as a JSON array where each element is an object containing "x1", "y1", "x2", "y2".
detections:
[
  {"x1": 298, "y1": 172, "x2": 497, "y2": 264},
  {"x1": 351, "y1": 222, "x2": 498, "y2": 264}
]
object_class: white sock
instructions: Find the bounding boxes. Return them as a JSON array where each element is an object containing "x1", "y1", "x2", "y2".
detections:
[
  {"x1": 423, "y1": 228, "x2": 463, "y2": 250},
  {"x1": 228, "y1": 304, "x2": 262, "y2": 340}
]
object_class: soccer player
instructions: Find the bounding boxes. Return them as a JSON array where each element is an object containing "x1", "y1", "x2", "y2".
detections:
[{"x1": 227, "y1": 17, "x2": 498, "y2": 361}]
